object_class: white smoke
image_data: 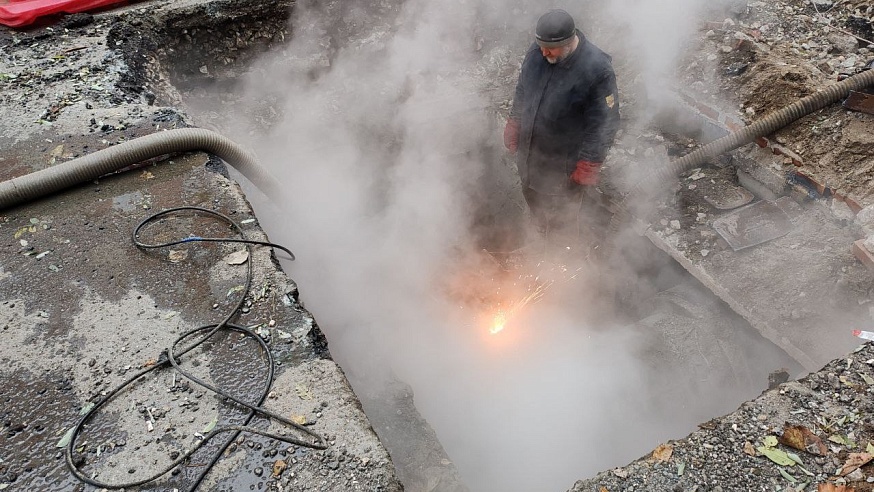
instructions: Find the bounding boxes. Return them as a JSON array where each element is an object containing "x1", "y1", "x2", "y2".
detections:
[{"x1": 192, "y1": 0, "x2": 786, "y2": 490}]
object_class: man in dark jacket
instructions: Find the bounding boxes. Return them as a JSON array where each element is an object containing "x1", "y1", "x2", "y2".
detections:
[{"x1": 504, "y1": 9, "x2": 620, "y2": 240}]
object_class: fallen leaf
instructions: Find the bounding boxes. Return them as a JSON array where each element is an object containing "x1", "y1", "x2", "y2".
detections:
[
  {"x1": 757, "y1": 446, "x2": 796, "y2": 466},
  {"x1": 867, "y1": 443, "x2": 874, "y2": 454},
  {"x1": 780, "y1": 424, "x2": 827, "y2": 455},
  {"x1": 203, "y1": 417, "x2": 217, "y2": 433},
  {"x1": 168, "y1": 250, "x2": 187, "y2": 263},
  {"x1": 79, "y1": 402, "x2": 95, "y2": 415},
  {"x1": 599, "y1": 488, "x2": 609, "y2": 492},
  {"x1": 817, "y1": 484, "x2": 855, "y2": 492},
  {"x1": 291, "y1": 415, "x2": 307, "y2": 425},
  {"x1": 652, "y1": 443, "x2": 673, "y2": 462},
  {"x1": 140, "y1": 170, "x2": 155, "y2": 179},
  {"x1": 743, "y1": 441, "x2": 757, "y2": 456},
  {"x1": 763, "y1": 435, "x2": 779, "y2": 447},
  {"x1": 49, "y1": 144, "x2": 64, "y2": 158},
  {"x1": 294, "y1": 384, "x2": 313, "y2": 400},
  {"x1": 272, "y1": 459, "x2": 288, "y2": 478},
  {"x1": 14, "y1": 225, "x2": 35, "y2": 238},
  {"x1": 226, "y1": 250, "x2": 248, "y2": 265},
  {"x1": 779, "y1": 466, "x2": 797, "y2": 483},
  {"x1": 56, "y1": 426, "x2": 76, "y2": 448},
  {"x1": 786, "y1": 452, "x2": 804, "y2": 466},
  {"x1": 829, "y1": 434, "x2": 856, "y2": 448},
  {"x1": 839, "y1": 453, "x2": 874, "y2": 476}
]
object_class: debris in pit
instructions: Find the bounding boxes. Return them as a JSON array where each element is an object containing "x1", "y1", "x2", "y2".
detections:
[{"x1": 711, "y1": 200, "x2": 794, "y2": 251}]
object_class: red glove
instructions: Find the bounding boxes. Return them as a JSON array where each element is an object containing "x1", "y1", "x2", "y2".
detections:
[
  {"x1": 503, "y1": 118, "x2": 520, "y2": 154},
  {"x1": 570, "y1": 160, "x2": 602, "y2": 186}
]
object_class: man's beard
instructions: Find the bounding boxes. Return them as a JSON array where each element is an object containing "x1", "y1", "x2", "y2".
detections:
[{"x1": 546, "y1": 51, "x2": 566, "y2": 64}]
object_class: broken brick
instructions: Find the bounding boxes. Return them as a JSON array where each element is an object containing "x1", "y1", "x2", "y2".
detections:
[
  {"x1": 694, "y1": 101, "x2": 720, "y2": 120},
  {"x1": 845, "y1": 197, "x2": 863, "y2": 214},
  {"x1": 852, "y1": 239, "x2": 874, "y2": 271}
]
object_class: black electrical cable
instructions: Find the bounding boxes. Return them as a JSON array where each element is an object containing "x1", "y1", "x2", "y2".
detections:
[{"x1": 64, "y1": 206, "x2": 326, "y2": 491}]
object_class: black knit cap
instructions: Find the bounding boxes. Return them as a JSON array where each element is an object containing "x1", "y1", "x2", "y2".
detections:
[{"x1": 535, "y1": 9, "x2": 575, "y2": 48}]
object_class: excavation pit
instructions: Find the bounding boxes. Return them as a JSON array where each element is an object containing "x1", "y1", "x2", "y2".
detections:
[
  {"x1": 143, "y1": 2, "x2": 813, "y2": 490},
  {"x1": 2, "y1": 0, "x2": 874, "y2": 491}
]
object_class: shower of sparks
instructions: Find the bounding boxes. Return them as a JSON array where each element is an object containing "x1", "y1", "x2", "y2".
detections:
[{"x1": 488, "y1": 277, "x2": 554, "y2": 335}]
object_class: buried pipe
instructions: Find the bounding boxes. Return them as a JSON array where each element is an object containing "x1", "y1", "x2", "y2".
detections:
[
  {"x1": 0, "y1": 128, "x2": 281, "y2": 209},
  {"x1": 608, "y1": 67, "x2": 874, "y2": 242}
]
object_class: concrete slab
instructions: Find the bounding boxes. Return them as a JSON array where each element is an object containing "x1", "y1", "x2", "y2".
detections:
[
  {"x1": 0, "y1": 150, "x2": 401, "y2": 490},
  {"x1": 0, "y1": 1, "x2": 405, "y2": 490},
  {"x1": 645, "y1": 169, "x2": 873, "y2": 370}
]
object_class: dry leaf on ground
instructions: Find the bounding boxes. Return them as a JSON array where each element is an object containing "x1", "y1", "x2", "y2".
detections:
[
  {"x1": 272, "y1": 459, "x2": 288, "y2": 478},
  {"x1": 653, "y1": 443, "x2": 673, "y2": 462},
  {"x1": 226, "y1": 250, "x2": 249, "y2": 265},
  {"x1": 839, "y1": 453, "x2": 874, "y2": 476},
  {"x1": 168, "y1": 250, "x2": 187, "y2": 262},
  {"x1": 780, "y1": 424, "x2": 827, "y2": 455},
  {"x1": 817, "y1": 484, "x2": 855, "y2": 492}
]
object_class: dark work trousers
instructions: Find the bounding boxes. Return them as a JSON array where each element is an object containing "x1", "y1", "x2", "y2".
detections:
[{"x1": 522, "y1": 184, "x2": 608, "y2": 251}]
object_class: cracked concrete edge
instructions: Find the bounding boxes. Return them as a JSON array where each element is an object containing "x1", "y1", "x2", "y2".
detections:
[{"x1": 643, "y1": 228, "x2": 819, "y2": 371}]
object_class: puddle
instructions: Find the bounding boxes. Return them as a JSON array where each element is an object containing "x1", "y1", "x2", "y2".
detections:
[{"x1": 112, "y1": 191, "x2": 145, "y2": 212}]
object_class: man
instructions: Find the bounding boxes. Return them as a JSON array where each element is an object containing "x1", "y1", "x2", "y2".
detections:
[{"x1": 504, "y1": 9, "x2": 620, "y2": 243}]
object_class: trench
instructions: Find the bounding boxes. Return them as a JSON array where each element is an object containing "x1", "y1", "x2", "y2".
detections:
[{"x1": 131, "y1": 3, "x2": 810, "y2": 491}]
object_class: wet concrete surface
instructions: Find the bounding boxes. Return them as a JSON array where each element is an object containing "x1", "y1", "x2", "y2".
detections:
[{"x1": 0, "y1": 149, "x2": 399, "y2": 490}]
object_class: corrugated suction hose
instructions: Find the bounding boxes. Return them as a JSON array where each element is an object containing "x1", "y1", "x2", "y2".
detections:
[
  {"x1": 608, "y1": 68, "x2": 874, "y2": 245},
  {"x1": 0, "y1": 128, "x2": 281, "y2": 209}
]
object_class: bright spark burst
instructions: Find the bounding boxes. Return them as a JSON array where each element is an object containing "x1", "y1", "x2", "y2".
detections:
[
  {"x1": 488, "y1": 279, "x2": 553, "y2": 335},
  {"x1": 490, "y1": 309, "x2": 508, "y2": 334}
]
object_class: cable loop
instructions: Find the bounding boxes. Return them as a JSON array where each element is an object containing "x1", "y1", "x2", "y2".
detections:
[{"x1": 65, "y1": 206, "x2": 323, "y2": 491}]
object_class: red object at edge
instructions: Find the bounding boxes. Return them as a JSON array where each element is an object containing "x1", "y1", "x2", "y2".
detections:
[{"x1": 0, "y1": 0, "x2": 126, "y2": 28}]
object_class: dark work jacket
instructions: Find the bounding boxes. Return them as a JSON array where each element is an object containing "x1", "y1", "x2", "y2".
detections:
[{"x1": 510, "y1": 31, "x2": 620, "y2": 193}]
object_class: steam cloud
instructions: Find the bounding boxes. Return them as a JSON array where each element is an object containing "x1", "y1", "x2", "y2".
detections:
[{"x1": 197, "y1": 0, "x2": 781, "y2": 490}]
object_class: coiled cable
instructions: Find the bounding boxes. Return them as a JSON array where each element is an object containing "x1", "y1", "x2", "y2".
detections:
[{"x1": 64, "y1": 206, "x2": 325, "y2": 491}]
